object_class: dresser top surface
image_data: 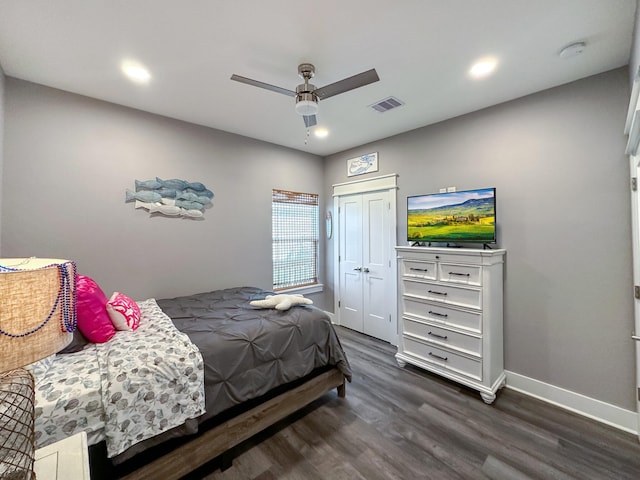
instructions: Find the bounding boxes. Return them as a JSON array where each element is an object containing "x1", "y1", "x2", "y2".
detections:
[{"x1": 395, "y1": 246, "x2": 506, "y2": 257}]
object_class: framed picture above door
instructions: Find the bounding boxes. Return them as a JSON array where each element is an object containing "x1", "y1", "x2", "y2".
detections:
[{"x1": 347, "y1": 152, "x2": 378, "y2": 177}]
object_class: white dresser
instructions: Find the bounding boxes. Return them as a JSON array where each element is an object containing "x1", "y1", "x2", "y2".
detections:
[{"x1": 395, "y1": 246, "x2": 506, "y2": 404}]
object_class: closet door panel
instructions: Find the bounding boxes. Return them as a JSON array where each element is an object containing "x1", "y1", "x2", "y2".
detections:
[
  {"x1": 363, "y1": 193, "x2": 392, "y2": 341},
  {"x1": 339, "y1": 196, "x2": 364, "y2": 332}
]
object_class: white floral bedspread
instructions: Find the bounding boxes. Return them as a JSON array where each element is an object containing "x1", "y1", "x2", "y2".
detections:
[
  {"x1": 29, "y1": 298, "x2": 205, "y2": 458},
  {"x1": 29, "y1": 347, "x2": 105, "y2": 447}
]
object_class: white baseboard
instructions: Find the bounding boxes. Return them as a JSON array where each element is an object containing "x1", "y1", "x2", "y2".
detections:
[{"x1": 505, "y1": 370, "x2": 638, "y2": 435}]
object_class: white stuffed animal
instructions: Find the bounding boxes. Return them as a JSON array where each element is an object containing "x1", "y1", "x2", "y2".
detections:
[{"x1": 250, "y1": 294, "x2": 313, "y2": 311}]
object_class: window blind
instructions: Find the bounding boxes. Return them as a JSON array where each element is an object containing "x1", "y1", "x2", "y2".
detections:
[{"x1": 272, "y1": 189, "x2": 319, "y2": 290}]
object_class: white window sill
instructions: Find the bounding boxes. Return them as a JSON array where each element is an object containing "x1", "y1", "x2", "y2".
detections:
[{"x1": 276, "y1": 283, "x2": 324, "y2": 295}]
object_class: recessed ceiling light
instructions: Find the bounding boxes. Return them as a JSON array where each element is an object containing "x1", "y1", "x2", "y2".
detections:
[
  {"x1": 469, "y1": 59, "x2": 497, "y2": 78},
  {"x1": 122, "y1": 61, "x2": 151, "y2": 84},
  {"x1": 314, "y1": 128, "x2": 329, "y2": 138}
]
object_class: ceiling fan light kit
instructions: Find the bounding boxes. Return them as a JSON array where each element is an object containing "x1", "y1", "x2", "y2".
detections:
[
  {"x1": 295, "y1": 97, "x2": 319, "y2": 116},
  {"x1": 231, "y1": 62, "x2": 379, "y2": 127}
]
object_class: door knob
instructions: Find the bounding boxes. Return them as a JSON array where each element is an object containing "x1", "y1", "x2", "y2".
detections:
[
  {"x1": 354, "y1": 267, "x2": 362, "y2": 271},
  {"x1": 363, "y1": 267, "x2": 370, "y2": 273}
]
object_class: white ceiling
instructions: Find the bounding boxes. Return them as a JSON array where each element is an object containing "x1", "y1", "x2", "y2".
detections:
[{"x1": 0, "y1": 0, "x2": 635, "y2": 156}]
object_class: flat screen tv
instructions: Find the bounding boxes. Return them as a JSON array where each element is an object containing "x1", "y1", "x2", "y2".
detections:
[{"x1": 407, "y1": 187, "x2": 496, "y2": 244}]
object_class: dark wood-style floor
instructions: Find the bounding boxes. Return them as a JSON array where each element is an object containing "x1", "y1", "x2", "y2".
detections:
[{"x1": 184, "y1": 325, "x2": 640, "y2": 480}]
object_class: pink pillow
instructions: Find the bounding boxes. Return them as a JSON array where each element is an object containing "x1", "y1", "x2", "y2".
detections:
[
  {"x1": 76, "y1": 275, "x2": 116, "y2": 343},
  {"x1": 106, "y1": 292, "x2": 141, "y2": 331}
]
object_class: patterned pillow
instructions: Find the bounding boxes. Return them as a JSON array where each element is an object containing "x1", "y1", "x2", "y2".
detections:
[
  {"x1": 76, "y1": 275, "x2": 116, "y2": 343},
  {"x1": 106, "y1": 292, "x2": 141, "y2": 331}
]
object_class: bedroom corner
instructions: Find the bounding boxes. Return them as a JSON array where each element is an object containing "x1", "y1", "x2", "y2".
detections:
[{"x1": 0, "y1": 61, "x2": 5, "y2": 255}]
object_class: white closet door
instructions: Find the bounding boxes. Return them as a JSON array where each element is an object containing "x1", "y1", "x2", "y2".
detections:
[
  {"x1": 339, "y1": 195, "x2": 364, "y2": 332},
  {"x1": 626, "y1": 79, "x2": 640, "y2": 439},
  {"x1": 630, "y1": 154, "x2": 640, "y2": 440},
  {"x1": 361, "y1": 192, "x2": 392, "y2": 341},
  {"x1": 338, "y1": 190, "x2": 395, "y2": 343}
]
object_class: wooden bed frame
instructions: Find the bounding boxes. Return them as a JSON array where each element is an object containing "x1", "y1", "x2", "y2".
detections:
[{"x1": 120, "y1": 367, "x2": 346, "y2": 480}]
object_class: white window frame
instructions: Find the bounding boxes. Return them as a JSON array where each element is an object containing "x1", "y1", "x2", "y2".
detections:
[{"x1": 272, "y1": 189, "x2": 322, "y2": 293}]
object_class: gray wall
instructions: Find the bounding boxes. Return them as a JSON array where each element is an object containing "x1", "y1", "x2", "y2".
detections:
[
  {"x1": 324, "y1": 68, "x2": 635, "y2": 411},
  {"x1": 2, "y1": 79, "x2": 327, "y2": 304},
  {"x1": 0, "y1": 64, "x2": 4, "y2": 252}
]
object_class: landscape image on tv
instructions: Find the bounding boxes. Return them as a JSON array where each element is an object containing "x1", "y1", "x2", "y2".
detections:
[{"x1": 407, "y1": 188, "x2": 496, "y2": 243}]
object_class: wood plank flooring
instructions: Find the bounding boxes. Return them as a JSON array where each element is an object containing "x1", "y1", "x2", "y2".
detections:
[{"x1": 184, "y1": 326, "x2": 640, "y2": 480}]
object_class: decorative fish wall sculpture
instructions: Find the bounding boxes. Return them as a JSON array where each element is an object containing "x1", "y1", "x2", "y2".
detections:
[{"x1": 126, "y1": 177, "x2": 214, "y2": 218}]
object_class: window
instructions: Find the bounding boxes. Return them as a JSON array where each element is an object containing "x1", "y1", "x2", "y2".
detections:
[{"x1": 272, "y1": 189, "x2": 319, "y2": 291}]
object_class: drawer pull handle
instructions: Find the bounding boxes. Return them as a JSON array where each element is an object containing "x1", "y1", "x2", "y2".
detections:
[
  {"x1": 428, "y1": 310, "x2": 448, "y2": 318},
  {"x1": 449, "y1": 272, "x2": 471, "y2": 277},
  {"x1": 428, "y1": 331, "x2": 448, "y2": 340},
  {"x1": 428, "y1": 352, "x2": 448, "y2": 361},
  {"x1": 409, "y1": 267, "x2": 429, "y2": 272},
  {"x1": 428, "y1": 290, "x2": 447, "y2": 296}
]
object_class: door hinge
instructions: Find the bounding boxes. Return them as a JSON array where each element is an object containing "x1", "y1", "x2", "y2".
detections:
[
  {"x1": 633, "y1": 177, "x2": 638, "y2": 191},
  {"x1": 338, "y1": 300, "x2": 341, "y2": 308},
  {"x1": 638, "y1": 387, "x2": 640, "y2": 402},
  {"x1": 635, "y1": 285, "x2": 640, "y2": 299}
]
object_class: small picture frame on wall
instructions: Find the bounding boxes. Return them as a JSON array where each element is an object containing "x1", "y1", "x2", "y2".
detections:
[{"x1": 347, "y1": 152, "x2": 378, "y2": 177}]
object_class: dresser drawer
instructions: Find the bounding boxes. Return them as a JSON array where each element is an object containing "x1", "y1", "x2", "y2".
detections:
[
  {"x1": 401, "y1": 259, "x2": 437, "y2": 280},
  {"x1": 402, "y1": 297, "x2": 482, "y2": 332},
  {"x1": 403, "y1": 337, "x2": 482, "y2": 381},
  {"x1": 403, "y1": 279, "x2": 481, "y2": 310},
  {"x1": 403, "y1": 319, "x2": 481, "y2": 356},
  {"x1": 438, "y1": 263, "x2": 482, "y2": 286},
  {"x1": 401, "y1": 251, "x2": 483, "y2": 265}
]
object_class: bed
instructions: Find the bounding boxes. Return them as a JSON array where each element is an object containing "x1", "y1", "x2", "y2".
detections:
[{"x1": 28, "y1": 286, "x2": 351, "y2": 479}]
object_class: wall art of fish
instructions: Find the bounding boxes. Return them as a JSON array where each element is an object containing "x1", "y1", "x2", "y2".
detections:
[
  {"x1": 126, "y1": 190, "x2": 162, "y2": 203},
  {"x1": 175, "y1": 199, "x2": 205, "y2": 210},
  {"x1": 154, "y1": 188, "x2": 180, "y2": 198},
  {"x1": 134, "y1": 179, "x2": 162, "y2": 190},
  {"x1": 155, "y1": 177, "x2": 210, "y2": 192},
  {"x1": 134, "y1": 200, "x2": 182, "y2": 215},
  {"x1": 175, "y1": 191, "x2": 212, "y2": 205},
  {"x1": 183, "y1": 187, "x2": 214, "y2": 198},
  {"x1": 129, "y1": 177, "x2": 213, "y2": 218},
  {"x1": 135, "y1": 179, "x2": 214, "y2": 198},
  {"x1": 181, "y1": 209, "x2": 204, "y2": 218}
]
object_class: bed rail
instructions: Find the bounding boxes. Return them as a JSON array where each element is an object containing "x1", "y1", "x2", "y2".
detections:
[{"x1": 121, "y1": 367, "x2": 346, "y2": 480}]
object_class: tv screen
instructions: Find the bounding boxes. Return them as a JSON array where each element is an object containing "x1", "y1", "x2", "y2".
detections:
[{"x1": 407, "y1": 188, "x2": 496, "y2": 244}]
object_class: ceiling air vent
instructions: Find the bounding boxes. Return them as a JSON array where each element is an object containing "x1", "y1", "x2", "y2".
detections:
[{"x1": 370, "y1": 96, "x2": 404, "y2": 113}]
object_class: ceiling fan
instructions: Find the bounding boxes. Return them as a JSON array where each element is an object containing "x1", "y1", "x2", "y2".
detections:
[{"x1": 230, "y1": 63, "x2": 379, "y2": 128}]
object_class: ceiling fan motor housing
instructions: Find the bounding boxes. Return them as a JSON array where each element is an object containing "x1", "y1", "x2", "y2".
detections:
[{"x1": 298, "y1": 63, "x2": 315, "y2": 80}]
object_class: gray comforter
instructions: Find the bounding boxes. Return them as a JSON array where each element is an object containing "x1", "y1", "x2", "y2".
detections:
[{"x1": 156, "y1": 286, "x2": 352, "y2": 423}]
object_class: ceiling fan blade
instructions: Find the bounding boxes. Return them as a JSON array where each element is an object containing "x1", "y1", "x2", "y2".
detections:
[
  {"x1": 303, "y1": 115, "x2": 317, "y2": 128},
  {"x1": 230, "y1": 74, "x2": 296, "y2": 97},
  {"x1": 315, "y1": 69, "x2": 379, "y2": 100}
]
